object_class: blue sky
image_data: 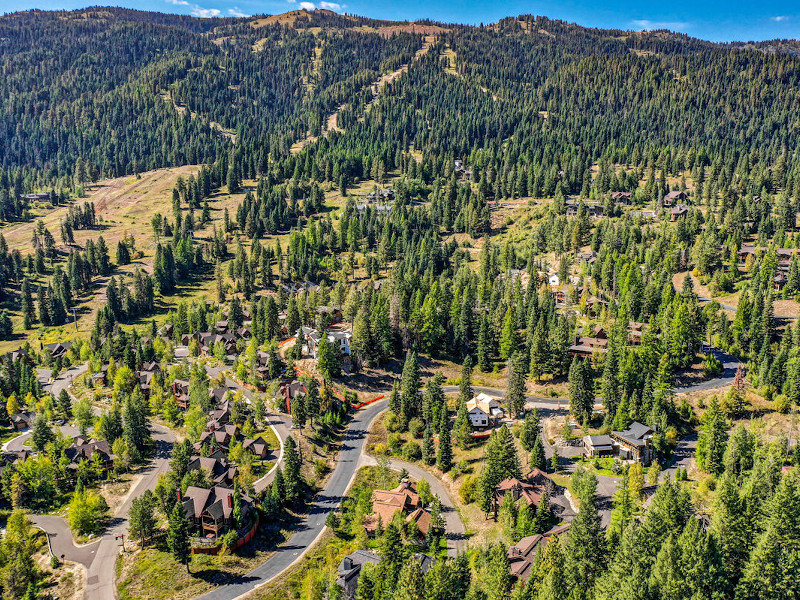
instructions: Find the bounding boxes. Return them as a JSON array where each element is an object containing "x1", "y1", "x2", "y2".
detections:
[{"x1": 4, "y1": 0, "x2": 800, "y2": 42}]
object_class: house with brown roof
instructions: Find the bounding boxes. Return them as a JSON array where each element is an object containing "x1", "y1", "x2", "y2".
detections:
[
  {"x1": 508, "y1": 524, "x2": 571, "y2": 582},
  {"x1": 242, "y1": 436, "x2": 270, "y2": 459},
  {"x1": 9, "y1": 411, "x2": 35, "y2": 431},
  {"x1": 364, "y1": 480, "x2": 421, "y2": 535},
  {"x1": 64, "y1": 438, "x2": 115, "y2": 476},
  {"x1": 610, "y1": 191, "x2": 632, "y2": 204},
  {"x1": 188, "y1": 455, "x2": 238, "y2": 487},
  {"x1": 670, "y1": 204, "x2": 689, "y2": 221},
  {"x1": 180, "y1": 485, "x2": 253, "y2": 539},
  {"x1": 493, "y1": 468, "x2": 556, "y2": 515},
  {"x1": 663, "y1": 190, "x2": 687, "y2": 207}
]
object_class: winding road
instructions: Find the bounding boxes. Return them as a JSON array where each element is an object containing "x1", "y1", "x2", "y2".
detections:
[
  {"x1": 194, "y1": 398, "x2": 390, "y2": 600},
  {"x1": 29, "y1": 341, "x2": 739, "y2": 600},
  {"x1": 29, "y1": 363, "x2": 289, "y2": 599}
]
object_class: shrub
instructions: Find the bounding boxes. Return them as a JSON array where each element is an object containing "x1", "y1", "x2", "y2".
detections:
[
  {"x1": 702, "y1": 353, "x2": 723, "y2": 377},
  {"x1": 221, "y1": 530, "x2": 239, "y2": 551},
  {"x1": 775, "y1": 394, "x2": 791, "y2": 414},
  {"x1": 68, "y1": 490, "x2": 108, "y2": 537},
  {"x1": 402, "y1": 441, "x2": 422, "y2": 461},
  {"x1": 388, "y1": 433, "x2": 403, "y2": 454},
  {"x1": 408, "y1": 418, "x2": 425, "y2": 439},
  {"x1": 459, "y1": 475, "x2": 477, "y2": 504},
  {"x1": 373, "y1": 443, "x2": 388, "y2": 455},
  {"x1": 385, "y1": 413, "x2": 401, "y2": 432},
  {"x1": 314, "y1": 458, "x2": 328, "y2": 479}
]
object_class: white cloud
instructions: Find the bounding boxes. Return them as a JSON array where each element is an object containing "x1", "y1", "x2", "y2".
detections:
[
  {"x1": 166, "y1": 0, "x2": 222, "y2": 18},
  {"x1": 319, "y1": 1, "x2": 342, "y2": 10},
  {"x1": 192, "y1": 6, "x2": 221, "y2": 17},
  {"x1": 299, "y1": 1, "x2": 315, "y2": 9},
  {"x1": 771, "y1": 15, "x2": 789, "y2": 22},
  {"x1": 228, "y1": 6, "x2": 249, "y2": 16},
  {"x1": 631, "y1": 19, "x2": 689, "y2": 31}
]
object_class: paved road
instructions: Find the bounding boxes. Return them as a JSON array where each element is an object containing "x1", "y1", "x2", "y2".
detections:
[
  {"x1": 194, "y1": 398, "x2": 389, "y2": 600},
  {"x1": 4, "y1": 422, "x2": 81, "y2": 452},
  {"x1": 360, "y1": 455, "x2": 466, "y2": 557},
  {"x1": 84, "y1": 421, "x2": 176, "y2": 599},
  {"x1": 32, "y1": 514, "x2": 101, "y2": 567}
]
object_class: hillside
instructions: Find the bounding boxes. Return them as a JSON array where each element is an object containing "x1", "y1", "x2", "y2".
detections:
[{"x1": 2, "y1": 6, "x2": 800, "y2": 600}]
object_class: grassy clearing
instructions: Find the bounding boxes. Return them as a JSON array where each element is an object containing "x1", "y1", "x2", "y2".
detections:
[{"x1": 117, "y1": 516, "x2": 292, "y2": 600}]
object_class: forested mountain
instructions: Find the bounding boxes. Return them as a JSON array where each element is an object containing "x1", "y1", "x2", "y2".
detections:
[
  {"x1": 2, "y1": 7, "x2": 799, "y2": 202},
  {"x1": 3, "y1": 6, "x2": 800, "y2": 600}
]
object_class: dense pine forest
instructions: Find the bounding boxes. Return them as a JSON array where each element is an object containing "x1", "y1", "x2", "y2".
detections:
[{"x1": 2, "y1": 6, "x2": 800, "y2": 600}]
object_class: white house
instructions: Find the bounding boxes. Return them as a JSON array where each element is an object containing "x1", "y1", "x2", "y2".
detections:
[
  {"x1": 306, "y1": 328, "x2": 352, "y2": 358},
  {"x1": 466, "y1": 393, "x2": 504, "y2": 428},
  {"x1": 548, "y1": 274, "x2": 560, "y2": 286},
  {"x1": 467, "y1": 404, "x2": 489, "y2": 427}
]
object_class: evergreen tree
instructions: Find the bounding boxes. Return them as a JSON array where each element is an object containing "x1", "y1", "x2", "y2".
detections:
[
  {"x1": 436, "y1": 409, "x2": 453, "y2": 472},
  {"x1": 562, "y1": 471, "x2": 606, "y2": 599},
  {"x1": 569, "y1": 356, "x2": 594, "y2": 424},
  {"x1": 283, "y1": 435, "x2": 303, "y2": 503},
  {"x1": 519, "y1": 409, "x2": 540, "y2": 452},
  {"x1": 530, "y1": 435, "x2": 546, "y2": 471},
  {"x1": 696, "y1": 396, "x2": 728, "y2": 475},
  {"x1": 507, "y1": 350, "x2": 527, "y2": 418},
  {"x1": 167, "y1": 502, "x2": 190, "y2": 573},
  {"x1": 453, "y1": 396, "x2": 472, "y2": 450},
  {"x1": 422, "y1": 422, "x2": 435, "y2": 465}
]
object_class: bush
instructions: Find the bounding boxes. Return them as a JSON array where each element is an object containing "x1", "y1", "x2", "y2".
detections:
[
  {"x1": 408, "y1": 418, "x2": 425, "y2": 439},
  {"x1": 388, "y1": 433, "x2": 403, "y2": 454},
  {"x1": 221, "y1": 530, "x2": 239, "y2": 551},
  {"x1": 68, "y1": 490, "x2": 108, "y2": 537},
  {"x1": 459, "y1": 475, "x2": 477, "y2": 504},
  {"x1": 402, "y1": 441, "x2": 422, "y2": 461},
  {"x1": 314, "y1": 458, "x2": 328, "y2": 479},
  {"x1": 373, "y1": 443, "x2": 389, "y2": 455},
  {"x1": 702, "y1": 353, "x2": 723, "y2": 377},
  {"x1": 385, "y1": 413, "x2": 401, "y2": 432},
  {"x1": 775, "y1": 394, "x2": 791, "y2": 414}
]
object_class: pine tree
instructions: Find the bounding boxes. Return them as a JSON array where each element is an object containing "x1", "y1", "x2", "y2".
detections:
[
  {"x1": 530, "y1": 435, "x2": 546, "y2": 471},
  {"x1": 459, "y1": 355, "x2": 474, "y2": 403},
  {"x1": 507, "y1": 351, "x2": 527, "y2": 418},
  {"x1": 569, "y1": 356, "x2": 594, "y2": 424},
  {"x1": 31, "y1": 415, "x2": 54, "y2": 452},
  {"x1": 168, "y1": 502, "x2": 191, "y2": 573},
  {"x1": 696, "y1": 395, "x2": 728, "y2": 475},
  {"x1": 394, "y1": 558, "x2": 425, "y2": 600},
  {"x1": 316, "y1": 334, "x2": 341, "y2": 382},
  {"x1": 388, "y1": 381, "x2": 401, "y2": 415},
  {"x1": 422, "y1": 422, "x2": 435, "y2": 465},
  {"x1": 20, "y1": 278, "x2": 34, "y2": 329},
  {"x1": 519, "y1": 409, "x2": 540, "y2": 452},
  {"x1": 436, "y1": 409, "x2": 453, "y2": 472},
  {"x1": 400, "y1": 351, "x2": 421, "y2": 422},
  {"x1": 562, "y1": 471, "x2": 606, "y2": 599},
  {"x1": 453, "y1": 396, "x2": 472, "y2": 450},
  {"x1": 283, "y1": 435, "x2": 303, "y2": 503},
  {"x1": 499, "y1": 307, "x2": 518, "y2": 360},
  {"x1": 477, "y1": 312, "x2": 493, "y2": 372},
  {"x1": 735, "y1": 472, "x2": 800, "y2": 600}
]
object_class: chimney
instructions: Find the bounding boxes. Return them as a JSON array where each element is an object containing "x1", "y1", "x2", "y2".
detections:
[
  {"x1": 177, "y1": 489, "x2": 182, "y2": 501},
  {"x1": 228, "y1": 495, "x2": 233, "y2": 508}
]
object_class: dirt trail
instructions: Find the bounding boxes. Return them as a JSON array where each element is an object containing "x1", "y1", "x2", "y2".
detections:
[{"x1": 291, "y1": 36, "x2": 434, "y2": 155}]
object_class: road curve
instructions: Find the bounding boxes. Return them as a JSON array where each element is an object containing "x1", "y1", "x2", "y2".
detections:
[
  {"x1": 193, "y1": 398, "x2": 390, "y2": 600},
  {"x1": 359, "y1": 454, "x2": 466, "y2": 557}
]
